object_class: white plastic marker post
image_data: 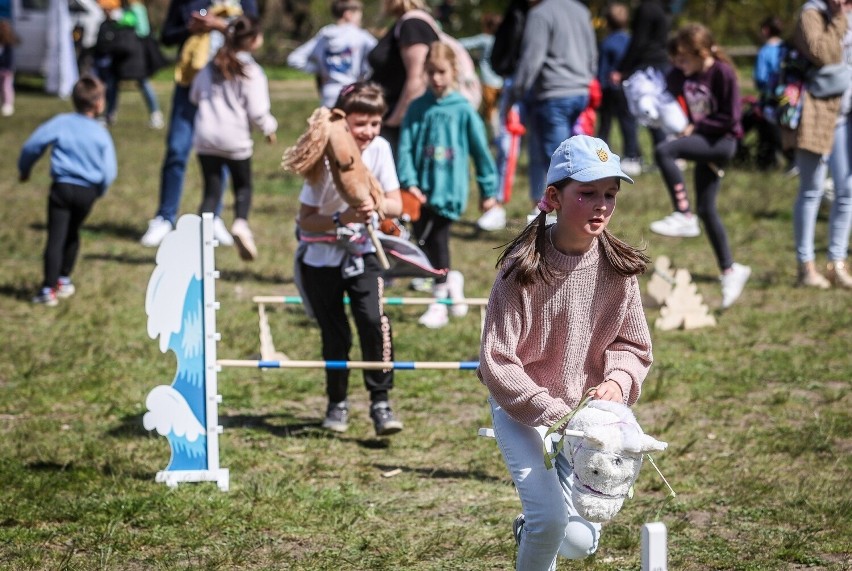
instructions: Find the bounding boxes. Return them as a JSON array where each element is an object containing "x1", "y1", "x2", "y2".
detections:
[{"x1": 641, "y1": 522, "x2": 668, "y2": 571}]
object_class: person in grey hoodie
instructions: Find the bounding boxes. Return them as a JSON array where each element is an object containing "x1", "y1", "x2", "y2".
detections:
[
  {"x1": 510, "y1": 0, "x2": 597, "y2": 209},
  {"x1": 190, "y1": 16, "x2": 277, "y2": 262},
  {"x1": 286, "y1": 0, "x2": 376, "y2": 108}
]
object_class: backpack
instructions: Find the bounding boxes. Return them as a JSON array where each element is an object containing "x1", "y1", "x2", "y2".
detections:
[
  {"x1": 489, "y1": 0, "x2": 528, "y2": 77},
  {"x1": 396, "y1": 10, "x2": 482, "y2": 109},
  {"x1": 763, "y1": 41, "x2": 811, "y2": 130}
]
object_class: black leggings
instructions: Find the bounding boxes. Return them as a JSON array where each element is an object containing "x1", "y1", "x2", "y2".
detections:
[
  {"x1": 412, "y1": 207, "x2": 453, "y2": 285},
  {"x1": 654, "y1": 134, "x2": 737, "y2": 271},
  {"x1": 43, "y1": 183, "x2": 99, "y2": 289},
  {"x1": 197, "y1": 154, "x2": 252, "y2": 220},
  {"x1": 300, "y1": 254, "x2": 394, "y2": 404}
]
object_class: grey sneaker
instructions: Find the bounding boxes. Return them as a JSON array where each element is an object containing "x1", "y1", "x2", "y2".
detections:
[
  {"x1": 370, "y1": 401, "x2": 403, "y2": 436},
  {"x1": 513, "y1": 514, "x2": 525, "y2": 546},
  {"x1": 322, "y1": 401, "x2": 349, "y2": 433}
]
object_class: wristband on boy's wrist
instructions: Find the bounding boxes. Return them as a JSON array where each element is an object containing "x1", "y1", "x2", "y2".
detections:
[{"x1": 332, "y1": 211, "x2": 342, "y2": 227}]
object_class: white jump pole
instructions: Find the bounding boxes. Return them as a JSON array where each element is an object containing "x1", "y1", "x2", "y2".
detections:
[{"x1": 641, "y1": 522, "x2": 668, "y2": 571}]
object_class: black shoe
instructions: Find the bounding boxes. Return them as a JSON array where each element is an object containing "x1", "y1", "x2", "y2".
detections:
[
  {"x1": 370, "y1": 401, "x2": 403, "y2": 436},
  {"x1": 322, "y1": 401, "x2": 349, "y2": 433}
]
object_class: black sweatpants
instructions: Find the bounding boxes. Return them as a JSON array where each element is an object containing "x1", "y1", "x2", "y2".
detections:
[
  {"x1": 654, "y1": 134, "x2": 737, "y2": 271},
  {"x1": 412, "y1": 207, "x2": 453, "y2": 285},
  {"x1": 197, "y1": 154, "x2": 252, "y2": 220},
  {"x1": 42, "y1": 183, "x2": 99, "y2": 289},
  {"x1": 300, "y1": 254, "x2": 394, "y2": 404}
]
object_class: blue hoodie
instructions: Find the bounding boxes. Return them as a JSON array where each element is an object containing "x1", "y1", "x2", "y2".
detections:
[
  {"x1": 397, "y1": 90, "x2": 497, "y2": 221},
  {"x1": 18, "y1": 113, "x2": 117, "y2": 195}
]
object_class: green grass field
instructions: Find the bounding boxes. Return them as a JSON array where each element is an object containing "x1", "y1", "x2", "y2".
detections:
[{"x1": 0, "y1": 77, "x2": 850, "y2": 570}]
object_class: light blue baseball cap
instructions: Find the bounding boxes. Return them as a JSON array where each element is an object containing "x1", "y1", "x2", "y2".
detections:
[{"x1": 545, "y1": 135, "x2": 634, "y2": 186}]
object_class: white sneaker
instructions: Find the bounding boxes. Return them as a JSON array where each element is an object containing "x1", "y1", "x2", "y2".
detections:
[
  {"x1": 409, "y1": 277, "x2": 434, "y2": 293},
  {"x1": 476, "y1": 205, "x2": 507, "y2": 231},
  {"x1": 230, "y1": 218, "x2": 256, "y2": 260},
  {"x1": 649, "y1": 212, "x2": 700, "y2": 238},
  {"x1": 55, "y1": 277, "x2": 76, "y2": 299},
  {"x1": 418, "y1": 302, "x2": 449, "y2": 328},
  {"x1": 1, "y1": 104, "x2": 13, "y2": 117},
  {"x1": 213, "y1": 216, "x2": 234, "y2": 247},
  {"x1": 149, "y1": 110, "x2": 165, "y2": 129},
  {"x1": 446, "y1": 270, "x2": 468, "y2": 317},
  {"x1": 620, "y1": 158, "x2": 642, "y2": 176},
  {"x1": 720, "y1": 263, "x2": 751, "y2": 308},
  {"x1": 140, "y1": 216, "x2": 173, "y2": 247}
]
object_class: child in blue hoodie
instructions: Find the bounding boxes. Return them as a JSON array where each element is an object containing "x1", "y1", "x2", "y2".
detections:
[
  {"x1": 397, "y1": 41, "x2": 499, "y2": 329},
  {"x1": 18, "y1": 76, "x2": 117, "y2": 306}
]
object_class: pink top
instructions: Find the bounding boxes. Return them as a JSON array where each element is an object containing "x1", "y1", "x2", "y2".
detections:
[{"x1": 477, "y1": 237, "x2": 653, "y2": 427}]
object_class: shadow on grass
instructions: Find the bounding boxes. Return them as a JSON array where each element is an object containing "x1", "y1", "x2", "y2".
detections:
[
  {"x1": 29, "y1": 221, "x2": 147, "y2": 242},
  {"x1": 84, "y1": 252, "x2": 156, "y2": 266},
  {"x1": 0, "y1": 283, "x2": 34, "y2": 301},
  {"x1": 221, "y1": 412, "x2": 321, "y2": 438},
  {"x1": 220, "y1": 413, "x2": 402, "y2": 450},
  {"x1": 107, "y1": 413, "x2": 148, "y2": 438},
  {"x1": 218, "y1": 268, "x2": 293, "y2": 285},
  {"x1": 372, "y1": 462, "x2": 502, "y2": 482},
  {"x1": 85, "y1": 221, "x2": 149, "y2": 241}
]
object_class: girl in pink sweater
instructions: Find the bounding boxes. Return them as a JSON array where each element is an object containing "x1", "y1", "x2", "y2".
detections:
[
  {"x1": 191, "y1": 16, "x2": 277, "y2": 261},
  {"x1": 477, "y1": 135, "x2": 653, "y2": 570}
]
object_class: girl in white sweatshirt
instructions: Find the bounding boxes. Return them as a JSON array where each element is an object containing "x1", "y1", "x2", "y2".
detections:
[{"x1": 191, "y1": 16, "x2": 277, "y2": 261}]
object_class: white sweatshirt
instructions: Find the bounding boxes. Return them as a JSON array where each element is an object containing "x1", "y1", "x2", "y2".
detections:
[{"x1": 286, "y1": 23, "x2": 377, "y2": 108}]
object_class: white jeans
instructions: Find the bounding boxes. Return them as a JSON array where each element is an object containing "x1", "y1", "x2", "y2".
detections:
[{"x1": 490, "y1": 398, "x2": 600, "y2": 571}]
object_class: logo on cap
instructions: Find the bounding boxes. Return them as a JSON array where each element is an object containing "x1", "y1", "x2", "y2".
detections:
[{"x1": 596, "y1": 148, "x2": 609, "y2": 162}]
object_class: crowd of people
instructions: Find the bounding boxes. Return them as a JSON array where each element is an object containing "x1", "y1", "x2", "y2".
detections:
[{"x1": 10, "y1": 0, "x2": 852, "y2": 568}]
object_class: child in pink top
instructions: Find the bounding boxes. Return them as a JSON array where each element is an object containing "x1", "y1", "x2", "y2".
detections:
[
  {"x1": 191, "y1": 16, "x2": 277, "y2": 261},
  {"x1": 477, "y1": 135, "x2": 653, "y2": 570}
]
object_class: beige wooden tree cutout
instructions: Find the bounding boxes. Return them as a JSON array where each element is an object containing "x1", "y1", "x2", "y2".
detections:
[
  {"x1": 656, "y1": 268, "x2": 717, "y2": 331},
  {"x1": 646, "y1": 255, "x2": 675, "y2": 307}
]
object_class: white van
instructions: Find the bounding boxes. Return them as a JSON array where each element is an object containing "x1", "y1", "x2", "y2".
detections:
[{"x1": 13, "y1": 0, "x2": 103, "y2": 76}]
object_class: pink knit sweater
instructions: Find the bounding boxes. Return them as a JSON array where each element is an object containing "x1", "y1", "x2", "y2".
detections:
[{"x1": 477, "y1": 237, "x2": 653, "y2": 428}]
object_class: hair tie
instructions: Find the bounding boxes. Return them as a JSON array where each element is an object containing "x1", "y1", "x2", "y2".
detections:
[
  {"x1": 537, "y1": 196, "x2": 555, "y2": 213},
  {"x1": 339, "y1": 83, "x2": 357, "y2": 99}
]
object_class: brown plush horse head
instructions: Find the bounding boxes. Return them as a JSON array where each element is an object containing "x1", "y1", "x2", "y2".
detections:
[{"x1": 281, "y1": 107, "x2": 385, "y2": 216}]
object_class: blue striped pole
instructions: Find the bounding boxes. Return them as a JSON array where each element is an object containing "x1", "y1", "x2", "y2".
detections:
[
  {"x1": 252, "y1": 295, "x2": 488, "y2": 306},
  {"x1": 218, "y1": 359, "x2": 479, "y2": 370}
]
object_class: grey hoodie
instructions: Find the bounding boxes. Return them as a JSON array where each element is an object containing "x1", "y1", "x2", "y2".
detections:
[{"x1": 512, "y1": 0, "x2": 597, "y2": 101}]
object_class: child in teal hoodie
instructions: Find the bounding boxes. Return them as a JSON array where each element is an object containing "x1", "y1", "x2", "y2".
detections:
[{"x1": 397, "y1": 41, "x2": 499, "y2": 329}]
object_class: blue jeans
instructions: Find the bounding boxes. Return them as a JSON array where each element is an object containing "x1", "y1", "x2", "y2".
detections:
[
  {"x1": 107, "y1": 78, "x2": 161, "y2": 116},
  {"x1": 528, "y1": 95, "x2": 588, "y2": 204},
  {"x1": 795, "y1": 121, "x2": 852, "y2": 262},
  {"x1": 155, "y1": 84, "x2": 224, "y2": 223},
  {"x1": 597, "y1": 86, "x2": 639, "y2": 159},
  {"x1": 491, "y1": 398, "x2": 600, "y2": 571}
]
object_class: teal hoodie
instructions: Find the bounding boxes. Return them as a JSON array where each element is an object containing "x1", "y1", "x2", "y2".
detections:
[{"x1": 397, "y1": 90, "x2": 497, "y2": 221}]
